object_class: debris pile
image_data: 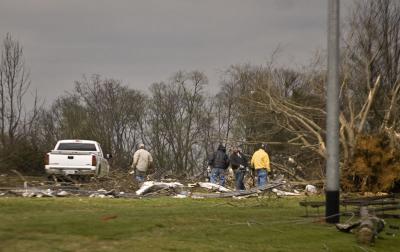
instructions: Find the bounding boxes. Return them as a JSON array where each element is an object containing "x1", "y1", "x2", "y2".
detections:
[
  {"x1": 86, "y1": 170, "x2": 139, "y2": 192},
  {"x1": 272, "y1": 188, "x2": 301, "y2": 196},
  {"x1": 135, "y1": 181, "x2": 184, "y2": 196},
  {"x1": 187, "y1": 182, "x2": 231, "y2": 192},
  {"x1": 0, "y1": 174, "x2": 316, "y2": 199},
  {"x1": 0, "y1": 169, "x2": 326, "y2": 199}
]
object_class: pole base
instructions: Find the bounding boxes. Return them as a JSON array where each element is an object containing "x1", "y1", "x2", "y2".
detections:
[{"x1": 326, "y1": 190, "x2": 340, "y2": 223}]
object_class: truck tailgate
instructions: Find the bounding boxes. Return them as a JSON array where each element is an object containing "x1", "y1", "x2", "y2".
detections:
[{"x1": 49, "y1": 152, "x2": 94, "y2": 167}]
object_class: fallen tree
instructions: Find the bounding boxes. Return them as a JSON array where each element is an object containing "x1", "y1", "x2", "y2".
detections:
[{"x1": 336, "y1": 206, "x2": 386, "y2": 246}]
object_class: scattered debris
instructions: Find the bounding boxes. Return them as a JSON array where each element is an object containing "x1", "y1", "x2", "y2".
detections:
[
  {"x1": 173, "y1": 194, "x2": 188, "y2": 199},
  {"x1": 89, "y1": 194, "x2": 113, "y2": 198},
  {"x1": 136, "y1": 181, "x2": 184, "y2": 196},
  {"x1": 305, "y1": 184, "x2": 317, "y2": 195},
  {"x1": 288, "y1": 157, "x2": 296, "y2": 164},
  {"x1": 336, "y1": 223, "x2": 362, "y2": 233},
  {"x1": 0, "y1": 165, "x2": 326, "y2": 200},
  {"x1": 232, "y1": 194, "x2": 258, "y2": 199},
  {"x1": 56, "y1": 191, "x2": 70, "y2": 197},
  {"x1": 89, "y1": 189, "x2": 118, "y2": 198},
  {"x1": 191, "y1": 182, "x2": 285, "y2": 199},
  {"x1": 272, "y1": 188, "x2": 301, "y2": 196},
  {"x1": 191, "y1": 194, "x2": 205, "y2": 199},
  {"x1": 188, "y1": 182, "x2": 231, "y2": 192},
  {"x1": 18, "y1": 188, "x2": 55, "y2": 198},
  {"x1": 0, "y1": 173, "x2": 293, "y2": 199}
]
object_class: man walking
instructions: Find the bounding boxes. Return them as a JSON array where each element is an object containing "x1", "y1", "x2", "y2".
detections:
[
  {"x1": 208, "y1": 144, "x2": 229, "y2": 186},
  {"x1": 250, "y1": 143, "x2": 270, "y2": 190},
  {"x1": 230, "y1": 146, "x2": 247, "y2": 190},
  {"x1": 130, "y1": 143, "x2": 153, "y2": 182}
]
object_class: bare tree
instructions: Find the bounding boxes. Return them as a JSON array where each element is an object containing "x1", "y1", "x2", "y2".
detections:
[
  {"x1": 39, "y1": 75, "x2": 148, "y2": 169},
  {"x1": 0, "y1": 33, "x2": 30, "y2": 146},
  {"x1": 147, "y1": 71, "x2": 210, "y2": 177},
  {"x1": 73, "y1": 75, "x2": 147, "y2": 168},
  {"x1": 0, "y1": 33, "x2": 45, "y2": 173},
  {"x1": 344, "y1": 0, "x2": 400, "y2": 132}
]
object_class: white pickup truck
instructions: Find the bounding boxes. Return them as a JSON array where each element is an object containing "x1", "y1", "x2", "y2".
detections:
[{"x1": 44, "y1": 139, "x2": 111, "y2": 178}]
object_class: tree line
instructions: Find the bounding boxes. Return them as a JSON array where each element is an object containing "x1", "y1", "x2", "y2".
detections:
[{"x1": 1, "y1": 0, "x2": 399, "y2": 191}]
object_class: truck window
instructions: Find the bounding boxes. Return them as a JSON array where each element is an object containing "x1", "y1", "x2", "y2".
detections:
[{"x1": 57, "y1": 143, "x2": 97, "y2": 151}]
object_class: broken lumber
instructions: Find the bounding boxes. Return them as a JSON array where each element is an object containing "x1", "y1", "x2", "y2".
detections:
[{"x1": 190, "y1": 182, "x2": 284, "y2": 199}]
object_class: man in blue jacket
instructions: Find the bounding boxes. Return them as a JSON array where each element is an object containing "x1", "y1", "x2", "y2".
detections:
[{"x1": 208, "y1": 144, "x2": 229, "y2": 186}]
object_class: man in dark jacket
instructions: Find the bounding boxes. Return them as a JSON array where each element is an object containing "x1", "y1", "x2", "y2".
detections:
[
  {"x1": 230, "y1": 146, "x2": 247, "y2": 190},
  {"x1": 208, "y1": 144, "x2": 229, "y2": 186}
]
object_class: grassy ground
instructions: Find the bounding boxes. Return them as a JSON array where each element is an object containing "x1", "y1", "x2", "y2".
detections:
[{"x1": 0, "y1": 196, "x2": 399, "y2": 252}]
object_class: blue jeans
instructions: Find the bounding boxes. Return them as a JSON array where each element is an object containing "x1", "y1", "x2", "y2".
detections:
[
  {"x1": 257, "y1": 169, "x2": 268, "y2": 189},
  {"x1": 210, "y1": 168, "x2": 226, "y2": 186},
  {"x1": 235, "y1": 168, "x2": 246, "y2": 190},
  {"x1": 135, "y1": 170, "x2": 146, "y2": 182}
]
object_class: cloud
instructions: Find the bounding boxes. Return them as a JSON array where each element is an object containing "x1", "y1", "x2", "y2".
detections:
[{"x1": 0, "y1": 0, "x2": 333, "y2": 104}]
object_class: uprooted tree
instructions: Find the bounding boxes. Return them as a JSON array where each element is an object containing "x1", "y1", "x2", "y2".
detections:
[{"x1": 340, "y1": 0, "x2": 400, "y2": 191}]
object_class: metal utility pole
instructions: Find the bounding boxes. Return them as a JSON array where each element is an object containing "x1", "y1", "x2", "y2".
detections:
[{"x1": 325, "y1": 0, "x2": 340, "y2": 224}]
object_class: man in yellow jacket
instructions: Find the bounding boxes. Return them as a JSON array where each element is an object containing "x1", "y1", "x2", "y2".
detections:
[{"x1": 250, "y1": 143, "x2": 270, "y2": 189}]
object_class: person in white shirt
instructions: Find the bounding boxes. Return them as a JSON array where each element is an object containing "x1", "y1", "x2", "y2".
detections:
[{"x1": 130, "y1": 143, "x2": 153, "y2": 182}]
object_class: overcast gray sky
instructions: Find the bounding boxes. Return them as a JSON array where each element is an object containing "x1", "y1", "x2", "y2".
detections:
[{"x1": 0, "y1": 0, "x2": 352, "y2": 105}]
